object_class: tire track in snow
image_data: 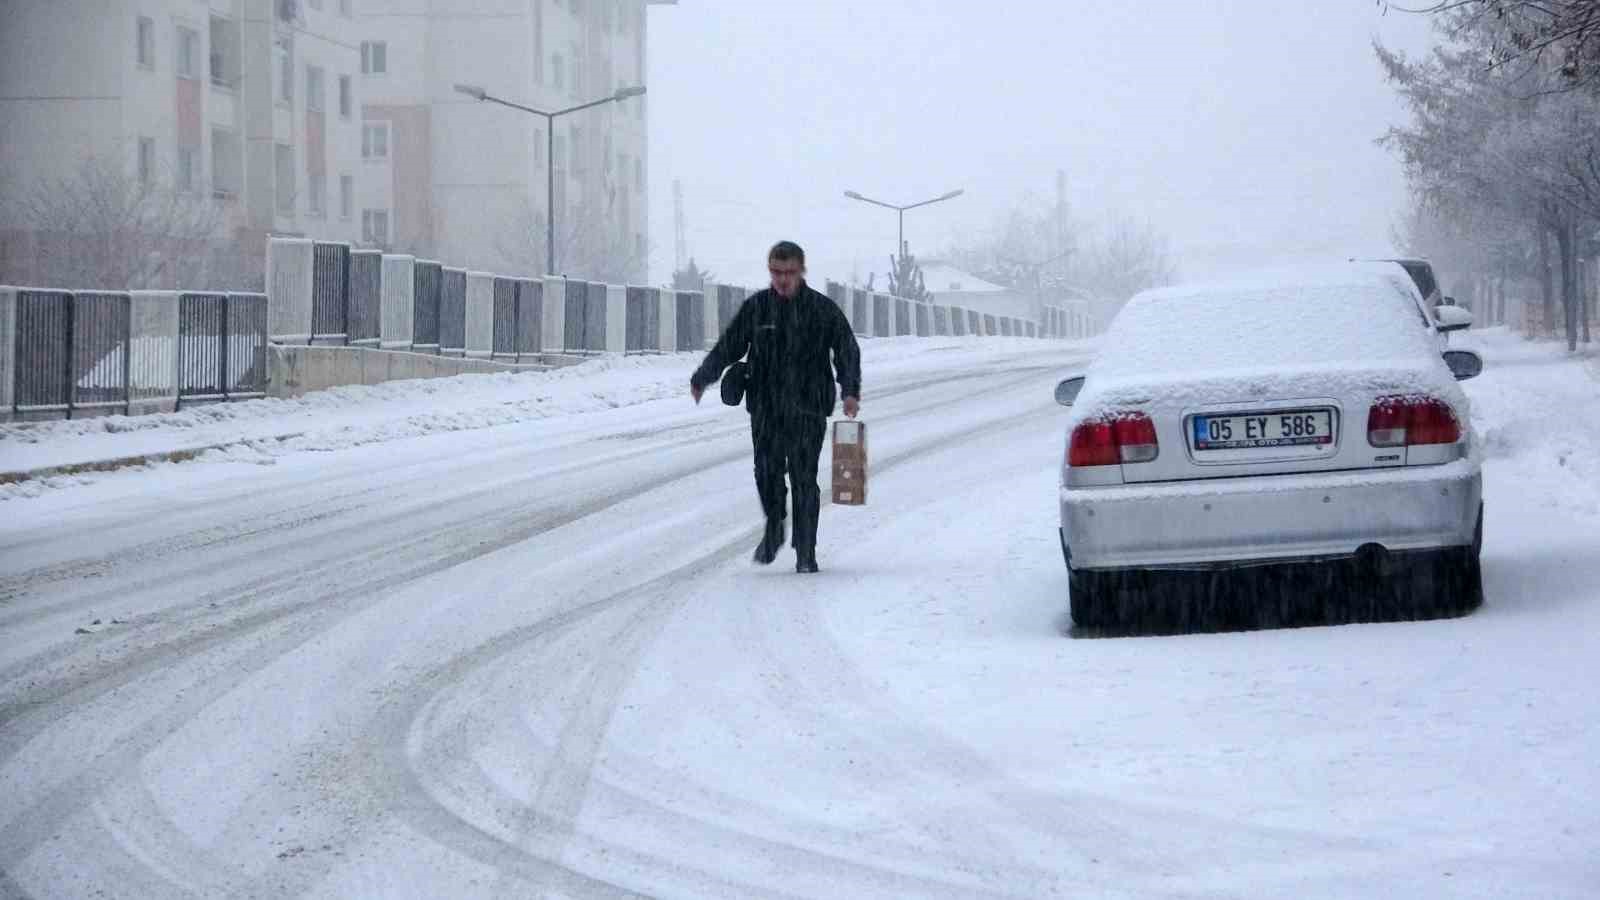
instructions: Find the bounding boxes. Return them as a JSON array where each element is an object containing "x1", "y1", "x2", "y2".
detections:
[
  {"x1": 0, "y1": 362, "x2": 1076, "y2": 898},
  {"x1": 378, "y1": 391, "x2": 1083, "y2": 897}
]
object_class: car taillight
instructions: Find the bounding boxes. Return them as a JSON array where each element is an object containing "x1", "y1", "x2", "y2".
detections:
[
  {"x1": 1367, "y1": 395, "x2": 1460, "y2": 447},
  {"x1": 1068, "y1": 412, "x2": 1159, "y2": 467}
]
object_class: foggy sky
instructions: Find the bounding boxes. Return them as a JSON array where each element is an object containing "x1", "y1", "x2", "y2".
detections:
[{"x1": 645, "y1": 1, "x2": 1439, "y2": 290}]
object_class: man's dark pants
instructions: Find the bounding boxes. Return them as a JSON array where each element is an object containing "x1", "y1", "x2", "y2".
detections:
[{"x1": 750, "y1": 407, "x2": 827, "y2": 553}]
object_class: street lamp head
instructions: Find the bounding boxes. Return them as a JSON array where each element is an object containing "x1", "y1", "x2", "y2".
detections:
[
  {"x1": 453, "y1": 83, "x2": 487, "y2": 101},
  {"x1": 844, "y1": 191, "x2": 864, "y2": 200},
  {"x1": 939, "y1": 189, "x2": 965, "y2": 201},
  {"x1": 614, "y1": 85, "x2": 647, "y2": 100}
]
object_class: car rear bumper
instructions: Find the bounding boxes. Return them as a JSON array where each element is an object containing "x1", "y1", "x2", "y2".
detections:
[{"x1": 1059, "y1": 461, "x2": 1482, "y2": 571}]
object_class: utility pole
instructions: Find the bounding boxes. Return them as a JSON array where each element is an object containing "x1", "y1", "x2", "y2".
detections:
[{"x1": 673, "y1": 178, "x2": 687, "y2": 275}]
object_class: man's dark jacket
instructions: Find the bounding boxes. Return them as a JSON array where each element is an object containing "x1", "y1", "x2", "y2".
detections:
[{"x1": 691, "y1": 283, "x2": 861, "y2": 418}]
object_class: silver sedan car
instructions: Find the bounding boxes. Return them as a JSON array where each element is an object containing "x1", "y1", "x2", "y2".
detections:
[{"x1": 1057, "y1": 266, "x2": 1485, "y2": 631}]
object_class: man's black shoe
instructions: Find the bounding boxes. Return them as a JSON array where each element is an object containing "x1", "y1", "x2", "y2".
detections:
[
  {"x1": 795, "y1": 549, "x2": 819, "y2": 574},
  {"x1": 753, "y1": 518, "x2": 785, "y2": 565}
]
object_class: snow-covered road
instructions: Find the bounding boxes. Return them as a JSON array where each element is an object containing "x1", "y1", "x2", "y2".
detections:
[{"x1": 1, "y1": 331, "x2": 1596, "y2": 898}]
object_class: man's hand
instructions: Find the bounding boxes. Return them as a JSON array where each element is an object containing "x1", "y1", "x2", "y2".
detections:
[
  {"x1": 690, "y1": 382, "x2": 704, "y2": 405},
  {"x1": 843, "y1": 396, "x2": 860, "y2": 419}
]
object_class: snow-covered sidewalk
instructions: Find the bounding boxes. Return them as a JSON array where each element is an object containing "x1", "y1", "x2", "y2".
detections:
[{"x1": 0, "y1": 335, "x2": 1084, "y2": 499}]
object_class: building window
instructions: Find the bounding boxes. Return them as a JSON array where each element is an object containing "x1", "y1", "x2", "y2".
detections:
[
  {"x1": 308, "y1": 0, "x2": 322, "y2": 9},
  {"x1": 275, "y1": 143, "x2": 295, "y2": 214},
  {"x1": 275, "y1": 36, "x2": 293, "y2": 105},
  {"x1": 614, "y1": 151, "x2": 625, "y2": 189},
  {"x1": 362, "y1": 209, "x2": 389, "y2": 246},
  {"x1": 634, "y1": 156, "x2": 643, "y2": 192},
  {"x1": 308, "y1": 172, "x2": 326, "y2": 216},
  {"x1": 340, "y1": 174, "x2": 353, "y2": 219},
  {"x1": 362, "y1": 122, "x2": 389, "y2": 159},
  {"x1": 137, "y1": 17, "x2": 154, "y2": 69},
  {"x1": 569, "y1": 44, "x2": 582, "y2": 96},
  {"x1": 361, "y1": 41, "x2": 387, "y2": 75},
  {"x1": 177, "y1": 27, "x2": 199, "y2": 79},
  {"x1": 138, "y1": 137, "x2": 155, "y2": 184},
  {"x1": 210, "y1": 15, "x2": 239, "y2": 89},
  {"x1": 212, "y1": 128, "x2": 241, "y2": 197},
  {"x1": 339, "y1": 75, "x2": 352, "y2": 118},
  {"x1": 177, "y1": 147, "x2": 197, "y2": 191},
  {"x1": 306, "y1": 66, "x2": 324, "y2": 112},
  {"x1": 551, "y1": 52, "x2": 564, "y2": 90},
  {"x1": 339, "y1": 0, "x2": 353, "y2": 17}
]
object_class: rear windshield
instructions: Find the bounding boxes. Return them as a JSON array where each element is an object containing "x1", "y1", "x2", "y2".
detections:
[{"x1": 1097, "y1": 280, "x2": 1436, "y2": 378}]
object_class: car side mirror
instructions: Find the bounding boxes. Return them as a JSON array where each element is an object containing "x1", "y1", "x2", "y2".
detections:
[
  {"x1": 1443, "y1": 349, "x2": 1483, "y2": 381},
  {"x1": 1055, "y1": 376, "x2": 1086, "y2": 406},
  {"x1": 1434, "y1": 304, "x2": 1473, "y2": 333}
]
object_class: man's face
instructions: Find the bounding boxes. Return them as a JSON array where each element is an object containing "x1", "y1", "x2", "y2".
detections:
[{"x1": 769, "y1": 257, "x2": 804, "y2": 298}]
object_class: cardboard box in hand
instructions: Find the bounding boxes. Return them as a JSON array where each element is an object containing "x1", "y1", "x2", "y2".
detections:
[{"x1": 831, "y1": 420, "x2": 867, "y2": 505}]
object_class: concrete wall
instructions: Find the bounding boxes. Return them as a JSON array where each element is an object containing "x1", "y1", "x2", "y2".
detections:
[
  {"x1": 541, "y1": 275, "x2": 566, "y2": 353},
  {"x1": 0, "y1": 289, "x2": 14, "y2": 414},
  {"x1": 266, "y1": 343, "x2": 589, "y2": 398},
  {"x1": 129, "y1": 290, "x2": 180, "y2": 414},
  {"x1": 267, "y1": 237, "x2": 314, "y2": 341},
  {"x1": 656, "y1": 286, "x2": 676, "y2": 352},
  {"x1": 605, "y1": 283, "x2": 626, "y2": 353},
  {"x1": 379, "y1": 253, "x2": 414, "y2": 349}
]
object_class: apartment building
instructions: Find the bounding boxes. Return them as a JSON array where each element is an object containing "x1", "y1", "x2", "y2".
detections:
[
  {"x1": 0, "y1": 0, "x2": 366, "y2": 286},
  {"x1": 359, "y1": 0, "x2": 664, "y2": 282}
]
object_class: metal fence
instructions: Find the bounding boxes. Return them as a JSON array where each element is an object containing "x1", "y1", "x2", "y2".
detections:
[
  {"x1": 5, "y1": 289, "x2": 265, "y2": 421},
  {"x1": 347, "y1": 249, "x2": 382, "y2": 347},
  {"x1": 70, "y1": 292, "x2": 131, "y2": 415},
  {"x1": 625, "y1": 286, "x2": 660, "y2": 353},
  {"x1": 675, "y1": 290, "x2": 704, "y2": 351},
  {"x1": 439, "y1": 267, "x2": 467, "y2": 356},
  {"x1": 311, "y1": 241, "x2": 349, "y2": 343},
  {"x1": 412, "y1": 259, "x2": 442, "y2": 354},
  {"x1": 176, "y1": 292, "x2": 268, "y2": 406},
  {"x1": 563, "y1": 279, "x2": 590, "y2": 353},
  {"x1": 491, "y1": 276, "x2": 543, "y2": 363},
  {"x1": 13, "y1": 290, "x2": 73, "y2": 419}
]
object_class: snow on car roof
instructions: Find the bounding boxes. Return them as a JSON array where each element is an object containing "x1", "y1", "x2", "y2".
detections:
[
  {"x1": 1069, "y1": 264, "x2": 1465, "y2": 421},
  {"x1": 1097, "y1": 265, "x2": 1436, "y2": 378}
]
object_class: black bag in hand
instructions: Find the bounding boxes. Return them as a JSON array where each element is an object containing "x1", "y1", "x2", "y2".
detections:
[{"x1": 720, "y1": 361, "x2": 749, "y2": 406}]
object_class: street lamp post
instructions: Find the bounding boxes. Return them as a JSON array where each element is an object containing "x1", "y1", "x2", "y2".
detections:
[
  {"x1": 454, "y1": 82, "x2": 646, "y2": 277},
  {"x1": 843, "y1": 188, "x2": 963, "y2": 263}
]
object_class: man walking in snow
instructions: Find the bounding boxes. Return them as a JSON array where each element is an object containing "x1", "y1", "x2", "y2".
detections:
[{"x1": 691, "y1": 241, "x2": 862, "y2": 573}]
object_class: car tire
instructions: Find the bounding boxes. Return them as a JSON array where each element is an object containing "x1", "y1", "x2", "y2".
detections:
[
  {"x1": 1069, "y1": 566, "x2": 1110, "y2": 629},
  {"x1": 1441, "y1": 546, "x2": 1484, "y2": 616}
]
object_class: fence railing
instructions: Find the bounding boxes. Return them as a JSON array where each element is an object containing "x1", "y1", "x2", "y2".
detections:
[{"x1": 2, "y1": 287, "x2": 267, "y2": 421}]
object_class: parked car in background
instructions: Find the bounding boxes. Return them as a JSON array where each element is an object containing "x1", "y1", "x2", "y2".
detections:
[
  {"x1": 1353, "y1": 257, "x2": 1475, "y2": 345},
  {"x1": 1056, "y1": 265, "x2": 1486, "y2": 632}
]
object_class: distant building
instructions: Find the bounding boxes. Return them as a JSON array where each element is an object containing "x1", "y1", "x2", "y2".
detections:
[
  {"x1": 0, "y1": 0, "x2": 668, "y2": 288},
  {"x1": 1, "y1": 0, "x2": 366, "y2": 286},
  {"x1": 359, "y1": 0, "x2": 670, "y2": 282},
  {"x1": 918, "y1": 261, "x2": 1036, "y2": 319}
]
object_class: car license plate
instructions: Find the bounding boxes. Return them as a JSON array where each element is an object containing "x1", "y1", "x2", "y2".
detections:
[{"x1": 1192, "y1": 409, "x2": 1334, "y2": 451}]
